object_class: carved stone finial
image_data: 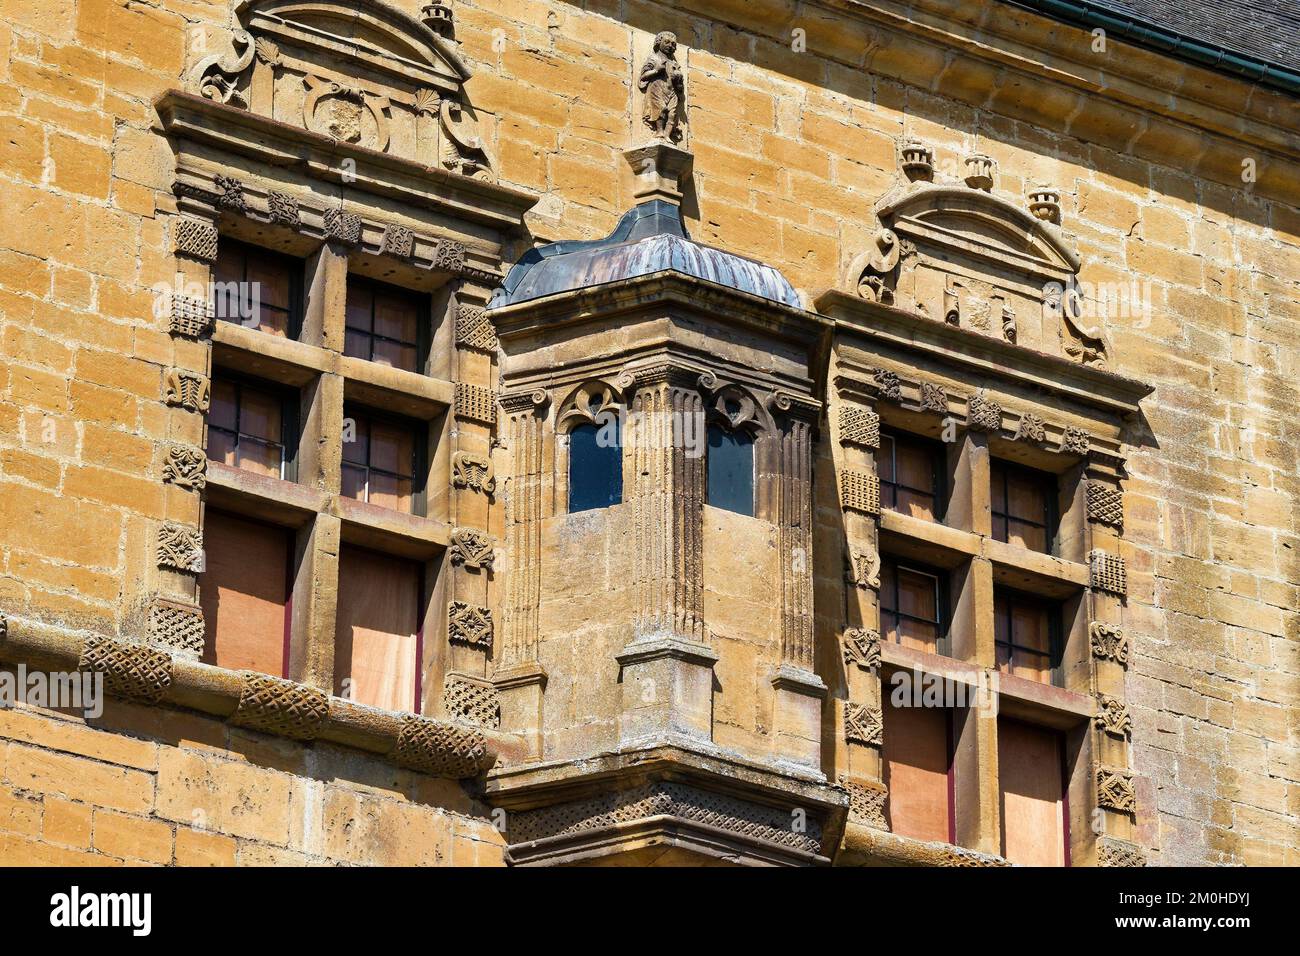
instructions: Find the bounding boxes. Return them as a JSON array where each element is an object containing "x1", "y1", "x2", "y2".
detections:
[
  {"x1": 421, "y1": 2, "x2": 455, "y2": 40},
  {"x1": 964, "y1": 153, "x2": 995, "y2": 191},
  {"x1": 639, "y1": 32, "x2": 684, "y2": 143},
  {"x1": 1029, "y1": 186, "x2": 1061, "y2": 224},
  {"x1": 900, "y1": 141, "x2": 934, "y2": 181}
]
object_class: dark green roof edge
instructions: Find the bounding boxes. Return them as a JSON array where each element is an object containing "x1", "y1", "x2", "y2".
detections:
[{"x1": 1003, "y1": 0, "x2": 1300, "y2": 96}]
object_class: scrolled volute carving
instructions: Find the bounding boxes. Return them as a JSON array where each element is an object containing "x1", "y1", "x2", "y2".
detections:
[{"x1": 189, "y1": 29, "x2": 255, "y2": 107}]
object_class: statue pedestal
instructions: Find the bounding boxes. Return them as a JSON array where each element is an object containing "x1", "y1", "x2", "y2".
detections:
[{"x1": 624, "y1": 141, "x2": 693, "y2": 205}]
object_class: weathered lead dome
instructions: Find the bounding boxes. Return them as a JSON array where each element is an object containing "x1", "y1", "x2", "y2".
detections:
[{"x1": 490, "y1": 199, "x2": 802, "y2": 309}]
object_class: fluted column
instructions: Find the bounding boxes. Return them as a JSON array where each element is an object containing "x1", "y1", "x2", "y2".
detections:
[
  {"x1": 616, "y1": 364, "x2": 715, "y2": 745},
  {"x1": 493, "y1": 388, "x2": 549, "y2": 757}
]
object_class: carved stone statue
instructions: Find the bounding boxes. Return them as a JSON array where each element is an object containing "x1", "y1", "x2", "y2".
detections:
[{"x1": 639, "y1": 32, "x2": 684, "y2": 142}]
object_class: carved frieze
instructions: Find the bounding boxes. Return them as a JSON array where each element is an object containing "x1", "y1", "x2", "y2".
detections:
[
  {"x1": 173, "y1": 217, "x2": 218, "y2": 262},
  {"x1": 391, "y1": 713, "x2": 492, "y2": 778},
  {"x1": 966, "y1": 391, "x2": 1002, "y2": 433},
  {"x1": 451, "y1": 451, "x2": 495, "y2": 495},
  {"x1": 213, "y1": 174, "x2": 246, "y2": 212},
  {"x1": 842, "y1": 627, "x2": 881, "y2": 671},
  {"x1": 324, "y1": 206, "x2": 362, "y2": 245},
  {"x1": 449, "y1": 528, "x2": 495, "y2": 570},
  {"x1": 454, "y1": 382, "x2": 497, "y2": 424},
  {"x1": 1013, "y1": 412, "x2": 1046, "y2": 444},
  {"x1": 1087, "y1": 481, "x2": 1124, "y2": 528},
  {"x1": 1090, "y1": 550, "x2": 1127, "y2": 596},
  {"x1": 1090, "y1": 622, "x2": 1130, "y2": 666},
  {"x1": 454, "y1": 305, "x2": 497, "y2": 352},
  {"x1": 845, "y1": 702, "x2": 883, "y2": 747},
  {"x1": 839, "y1": 470, "x2": 880, "y2": 516},
  {"x1": 873, "y1": 368, "x2": 902, "y2": 402},
  {"x1": 444, "y1": 674, "x2": 500, "y2": 729},
  {"x1": 164, "y1": 369, "x2": 211, "y2": 413},
  {"x1": 838, "y1": 406, "x2": 880, "y2": 448},
  {"x1": 169, "y1": 292, "x2": 214, "y2": 338},
  {"x1": 79, "y1": 636, "x2": 172, "y2": 704},
  {"x1": 231, "y1": 672, "x2": 329, "y2": 741},
  {"x1": 448, "y1": 601, "x2": 493, "y2": 650},
  {"x1": 1095, "y1": 694, "x2": 1132, "y2": 739},
  {"x1": 146, "y1": 597, "x2": 205, "y2": 657},
  {"x1": 157, "y1": 522, "x2": 204, "y2": 573},
  {"x1": 161, "y1": 444, "x2": 207, "y2": 491},
  {"x1": 1096, "y1": 766, "x2": 1136, "y2": 813},
  {"x1": 431, "y1": 238, "x2": 468, "y2": 272}
]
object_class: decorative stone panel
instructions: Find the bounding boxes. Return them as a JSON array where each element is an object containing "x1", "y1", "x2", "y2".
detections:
[
  {"x1": 390, "y1": 713, "x2": 492, "y2": 778},
  {"x1": 919, "y1": 381, "x2": 948, "y2": 413},
  {"x1": 1095, "y1": 694, "x2": 1132, "y2": 739},
  {"x1": 169, "y1": 292, "x2": 214, "y2": 338},
  {"x1": 1090, "y1": 622, "x2": 1130, "y2": 666},
  {"x1": 448, "y1": 600, "x2": 492, "y2": 649},
  {"x1": 1090, "y1": 550, "x2": 1127, "y2": 596},
  {"x1": 507, "y1": 782, "x2": 824, "y2": 856},
  {"x1": 213, "y1": 174, "x2": 246, "y2": 212},
  {"x1": 324, "y1": 206, "x2": 362, "y2": 244},
  {"x1": 1096, "y1": 766, "x2": 1136, "y2": 812},
  {"x1": 455, "y1": 305, "x2": 497, "y2": 351},
  {"x1": 873, "y1": 368, "x2": 902, "y2": 402},
  {"x1": 381, "y1": 224, "x2": 414, "y2": 258},
  {"x1": 146, "y1": 597, "x2": 205, "y2": 656},
  {"x1": 454, "y1": 382, "x2": 497, "y2": 424},
  {"x1": 1086, "y1": 481, "x2": 1124, "y2": 528},
  {"x1": 156, "y1": 522, "x2": 204, "y2": 573},
  {"x1": 842, "y1": 627, "x2": 881, "y2": 670},
  {"x1": 164, "y1": 369, "x2": 210, "y2": 413},
  {"x1": 230, "y1": 673, "x2": 329, "y2": 740},
  {"x1": 451, "y1": 451, "x2": 494, "y2": 494},
  {"x1": 1013, "y1": 412, "x2": 1046, "y2": 443},
  {"x1": 431, "y1": 238, "x2": 467, "y2": 272},
  {"x1": 838, "y1": 406, "x2": 880, "y2": 448},
  {"x1": 938, "y1": 846, "x2": 1011, "y2": 867},
  {"x1": 966, "y1": 391, "x2": 1002, "y2": 432},
  {"x1": 449, "y1": 528, "x2": 495, "y2": 570},
  {"x1": 849, "y1": 543, "x2": 881, "y2": 590},
  {"x1": 443, "y1": 674, "x2": 500, "y2": 728},
  {"x1": 161, "y1": 444, "x2": 207, "y2": 491},
  {"x1": 839, "y1": 776, "x2": 888, "y2": 830},
  {"x1": 845, "y1": 702, "x2": 883, "y2": 747},
  {"x1": 266, "y1": 190, "x2": 300, "y2": 228},
  {"x1": 1098, "y1": 837, "x2": 1146, "y2": 867},
  {"x1": 79, "y1": 636, "x2": 172, "y2": 704},
  {"x1": 839, "y1": 469, "x2": 880, "y2": 515},
  {"x1": 174, "y1": 217, "x2": 218, "y2": 262},
  {"x1": 1060, "y1": 425, "x2": 1091, "y2": 455}
]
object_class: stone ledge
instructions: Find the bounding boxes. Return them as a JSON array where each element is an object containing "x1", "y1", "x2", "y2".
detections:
[
  {"x1": 0, "y1": 615, "x2": 525, "y2": 779},
  {"x1": 836, "y1": 821, "x2": 1011, "y2": 867}
]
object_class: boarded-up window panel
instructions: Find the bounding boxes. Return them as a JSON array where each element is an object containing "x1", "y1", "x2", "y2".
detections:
[
  {"x1": 998, "y1": 718, "x2": 1067, "y2": 866},
  {"x1": 883, "y1": 701, "x2": 951, "y2": 843},
  {"x1": 199, "y1": 511, "x2": 289, "y2": 676},
  {"x1": 334, "y1": 547, "x2": 421, "y2": 713}
]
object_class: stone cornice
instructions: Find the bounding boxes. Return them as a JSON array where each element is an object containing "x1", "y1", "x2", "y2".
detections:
[
  {"x1": 818, "y1": 288, "x2": 1152, "y2": 419},
  {"x1": 0, "y1": 616, "x2": 526, "y2": 777},
  {"x1": 155, "y1": 90, "x2": 538, "y2": 230},
  {"x1": 661, "y1": 0, "x2": 1300, "y2": 205}
]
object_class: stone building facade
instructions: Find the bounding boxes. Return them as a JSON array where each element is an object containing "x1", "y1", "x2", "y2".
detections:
[{"x1": 0, "y1": 0, "x2": 1296, "y2": 866}]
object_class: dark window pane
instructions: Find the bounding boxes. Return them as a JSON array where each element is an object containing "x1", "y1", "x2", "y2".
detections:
[
  {"x1": 342, "y1": 463, "x2": 367, "y2": 500},
  {"x1": 897, "y1": 568, "x2": 937, "y2": 620},
  {"x1": 706, "y1": 424, "x2": 754, "y2": 516},
  {"x1": 209, "y1": 379, "x2": 238, "y2": 431},
  {"x1": 569, "y1": 422, "x2": 622, "y2": 513},
  {"x1": 895, "y1": 442, "x2": 935, "y2": 493},
  {"x1": 344, "y1": 329, "x2": 371, "y2": 362},
  {"x1": 878, "y1": 434, "x2": 896, "y2": 483},
  {"x1": 238, "y1": 387, "x2": 281, "y2": 444},
  {"x1": 207, "y1": 429, "x2": 237, "y2": 467},
  {"x1": 370, "y1": 422, "x2": 413, "y2": 477},
  {"x1": 343, "y1": 417, "x2": 369, "y2": 465},
  {"x1": 345, "y1": 286, "x2": 373, "y2": 331},
  {"x1": 991, "y1": 461, "x2": 1055, "y2": 554}
]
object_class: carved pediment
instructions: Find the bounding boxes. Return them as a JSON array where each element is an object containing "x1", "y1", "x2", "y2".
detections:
[
  {"x1": 188, "y1": 0, "x2": 493, "y2": 179},
  {"x1": 847, "y1": 158, "x2": 1112, "y2": 368}
]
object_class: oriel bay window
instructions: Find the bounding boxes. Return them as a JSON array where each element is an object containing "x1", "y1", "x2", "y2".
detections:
[
  {"x1": 994, "y1": 589, "x2": 1062, "y2": 685},
  {"x1": 342, "y1": 407, "x2": 424, "y2": 515},
  {"x1": 706, "y1": 422, "x2": 755, "y2": 517},
  {"x1": 212, "y1": 239, "x2": 301, "y2": 337},
  {"x1": 207, "y1": 375, "x2": 297, "y2": 481},
  {"x1": 879, "y1": 558, "x2": 947, "y2": 656},
  {"x1": 991, "y1": 459, "x2": 1057, "y2": 554},
  {"x1": 879, "y1": 429, "x2": 944, "y2": 521},
  {"x1": 344, "y1": 278, "x2": 426, "y2": 374}
]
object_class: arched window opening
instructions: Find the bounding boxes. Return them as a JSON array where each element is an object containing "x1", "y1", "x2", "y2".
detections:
[
  {"x1": 568, "y1": 422, "x2": 622, "y2": 513},
  {"x1": 706, "y1": 423, "x2": 755, "y2": 516}
]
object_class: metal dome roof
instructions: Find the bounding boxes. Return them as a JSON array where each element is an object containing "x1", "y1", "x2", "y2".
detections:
[{"x1": 489, "y1": 200, "x2": 802, "y2": 309}]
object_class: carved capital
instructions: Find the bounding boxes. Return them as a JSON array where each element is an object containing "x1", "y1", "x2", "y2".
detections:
[
  {"x1": 839, "y1": 775, "x2": 889, "y2": 829},
  {"x1": 966, "y1": 391, "x2": 1002, "y2": 433},
  {"x1": 164, "y1": 369, "x2": 210, "y2": 413},
  {"x1": 455, "y1": 304, "x2": 497, "y2": 352},
  {"x1": 173, "y1": 217, "x2": 218, "y2": 262}
]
